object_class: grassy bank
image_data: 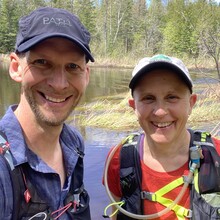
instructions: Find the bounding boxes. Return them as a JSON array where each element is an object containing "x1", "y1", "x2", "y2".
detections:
[{"x1": 72, "y1": 83, "x2": 220, "y2": 137}]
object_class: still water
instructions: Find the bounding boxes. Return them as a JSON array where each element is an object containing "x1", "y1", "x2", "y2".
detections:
[{"x1": 0, "y1": 63, "x2": 218, "y2": 219}]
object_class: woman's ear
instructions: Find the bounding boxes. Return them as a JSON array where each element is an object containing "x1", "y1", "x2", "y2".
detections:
[
  {"x1": 128, "y1": 98, "x2": 135, "y2": 110},
  {"x1": 188, "y1": 93, "x2": 197, "y2": 115},
  {"x1": 85, "y1": 65, "x2": 90, "y2": 86},
  {"x1": 9, "y1": 53, "x2": 23, "y2": 82}
]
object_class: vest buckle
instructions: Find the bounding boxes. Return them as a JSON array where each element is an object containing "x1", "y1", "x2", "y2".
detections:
[
  {"x1": 186, "y1": 209, "x2": 193, "y2": 218},
  {"x1": 141, "y1": 191, "x2": 156, "y2": 201}
]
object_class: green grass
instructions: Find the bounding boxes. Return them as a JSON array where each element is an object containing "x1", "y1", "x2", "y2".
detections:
[{"x1": 71, "y1": 84, "x2": 220, "y2": 136}]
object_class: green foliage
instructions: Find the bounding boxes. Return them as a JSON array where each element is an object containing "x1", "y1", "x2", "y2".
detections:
[
  {"x1": 0, "y1": 0, "x2": 19, "y2": 53},
  {"x1": 163, "y1": 0, "x2": 197, "y2": 56},
  {"x1": 73, "y1": 0, "x2": 97, "y2": 34}
]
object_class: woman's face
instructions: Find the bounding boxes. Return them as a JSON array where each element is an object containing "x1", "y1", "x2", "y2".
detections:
[{"x1": 129, "y1": 69, "x2": 197, "y2": 145}]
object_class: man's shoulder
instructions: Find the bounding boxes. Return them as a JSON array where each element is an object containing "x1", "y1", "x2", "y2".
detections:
[{"x1": 0, "y1": 105, "x2": 17, "y2": 130}]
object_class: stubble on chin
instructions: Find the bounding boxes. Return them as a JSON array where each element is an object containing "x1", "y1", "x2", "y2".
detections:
[{"x1": 25, "y1": 91, "x2": 82, "y2": 126}]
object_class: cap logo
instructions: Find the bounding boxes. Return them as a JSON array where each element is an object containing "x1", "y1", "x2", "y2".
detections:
[
  {"x1": 150, "y1": 54, "x2": 171, "y2": 62},
  {"x1": 43, "y1": 17, "x2": 72, "y2": 27}
]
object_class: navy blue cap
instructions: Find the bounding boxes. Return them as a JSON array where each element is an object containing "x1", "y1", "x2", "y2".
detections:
[{"x1": 15, "y1": 7, "x2": 94, "y2": 62}]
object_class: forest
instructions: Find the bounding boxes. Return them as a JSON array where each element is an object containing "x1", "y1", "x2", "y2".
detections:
[{"x1": 0, "y1": 0, "x2": 219, "y2": 78}]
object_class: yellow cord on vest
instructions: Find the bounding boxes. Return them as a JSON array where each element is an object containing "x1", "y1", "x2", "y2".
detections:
[{"x1": 103, "y1": 201, "x2": 125, "y2": 218}]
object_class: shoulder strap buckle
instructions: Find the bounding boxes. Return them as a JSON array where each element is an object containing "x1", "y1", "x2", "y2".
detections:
[
  {"x1": 183, "y1": 175, "x2": 194, "y2": 184},
  {"x1": 0, "y1": 137, "x2": 10, "y2": 154},
  {"x1": 141, "y1": 191, "x2": 156, "y2": 201},
  {"x1": 186, "y1": 209, "x2": 193, "y2": 218},
  {"x1": 0, "y1": 133, "x2": 14, "y2": 170}
]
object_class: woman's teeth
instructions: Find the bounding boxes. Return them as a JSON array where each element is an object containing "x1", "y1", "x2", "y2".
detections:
[{"x1": 154, "y1": 122, "x2": 172, "y2": 128}]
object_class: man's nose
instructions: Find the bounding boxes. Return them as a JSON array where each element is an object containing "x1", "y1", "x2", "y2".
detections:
[{"x1": 47, "y1": 67, "x2": 69, "y2": 90}]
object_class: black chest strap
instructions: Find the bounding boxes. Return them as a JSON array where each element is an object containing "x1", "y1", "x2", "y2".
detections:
[{"x1": 119, "y1": 132, "x2": 143, "y2": 218}]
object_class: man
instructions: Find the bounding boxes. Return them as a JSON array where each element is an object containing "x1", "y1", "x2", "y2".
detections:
[
  {"x1": 0, "y1": 7, "x2": 94, "y2": 220},
  {"x1": 103, "y1": 54, "x2": 220, "y2": 219}
]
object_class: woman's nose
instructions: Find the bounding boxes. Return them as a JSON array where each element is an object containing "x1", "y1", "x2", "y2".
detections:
[{"x1": 153, "y1": 102, "x2": 168, "y2": 117}]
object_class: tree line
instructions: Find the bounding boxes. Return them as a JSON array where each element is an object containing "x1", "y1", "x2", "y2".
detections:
[{"x1": 0, "y1": 0, "x2": 219, "y2": 79}]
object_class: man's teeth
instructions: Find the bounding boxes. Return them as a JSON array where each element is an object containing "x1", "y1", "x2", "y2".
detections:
[
  {"x1": 45, "y1": 95, "x2": 65, "y2": 103},
  {"x1": 155, "y1": 122, "x2": 172, "y2": 128}
]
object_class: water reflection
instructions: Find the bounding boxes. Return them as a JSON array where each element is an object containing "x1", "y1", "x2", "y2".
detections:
[
  {"x1": 81, "y1": 67, "x2": 131, "y2": 103},
  {"x1": 0, "y1": 66, "x2": 20, "y2": 116}
]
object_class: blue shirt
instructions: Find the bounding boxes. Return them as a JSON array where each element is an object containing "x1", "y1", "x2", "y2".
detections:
[{"x1": 0, "y1": 105, "x2": 87, "y2": 220}]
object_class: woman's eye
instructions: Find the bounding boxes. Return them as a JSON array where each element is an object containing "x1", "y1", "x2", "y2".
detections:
[
  {"x1": 167, "y1": 95, "x2": 179, "y2": 101},
  {"x1": 142, "y1": 96, "x2": 154, "y2": 103}
]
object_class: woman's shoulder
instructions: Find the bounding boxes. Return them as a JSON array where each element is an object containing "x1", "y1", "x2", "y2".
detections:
[{"x1": 212, "y1": 137, "x2": 220, "y2": 155}]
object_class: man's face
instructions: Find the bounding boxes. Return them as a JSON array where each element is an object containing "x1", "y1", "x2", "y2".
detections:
[{"x1": 16, "y1": 37, "x2": 90, "y2": 126}]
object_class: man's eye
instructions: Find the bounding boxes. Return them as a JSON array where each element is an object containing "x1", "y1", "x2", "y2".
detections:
[
  {"x1": 33, "y1": 59, "x2": 47, "y2": 65},
  {"x1": 67, "y1": 63, "x2": 79, "y2": 70}
]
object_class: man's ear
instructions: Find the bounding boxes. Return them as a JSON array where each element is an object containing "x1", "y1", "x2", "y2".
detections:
[
  {"x1": 128, "y1": 98, "x2": 135, "y2": 110},
  {"x1": 9, "y1": 52, "x2": 23, "y2": 82}
]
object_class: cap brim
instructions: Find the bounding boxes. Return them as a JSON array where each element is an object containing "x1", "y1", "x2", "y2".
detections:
[
  {"x1": 129, "y1": 62, "x2": 192, "y2": 92},
  {"x1": 16, "y1": 33, "x2": 95, "y2": 62}
]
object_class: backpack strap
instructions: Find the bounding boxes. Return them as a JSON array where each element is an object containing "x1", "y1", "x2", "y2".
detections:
[
  {"x1": 141, "y1": 176, "x2": 192, "y2": 219},
  {"x1": 0, "y1": 131, "x2": 14, "y2": 170},
  {"x1": 0, "y1": 131, "x2": 21, "y2": 220},
  {"x1": 119, "y1": 132, "x2": 143, "y2": 218},
  {"x1": 65, "y1": 152, "x2": 91, "y2": 219},
  {"x1": 189, "y1": 129, "x2": 220, "y2": 193},
  {"x1": 0, "y1": 131, "x2": 51, "y2": 220}
]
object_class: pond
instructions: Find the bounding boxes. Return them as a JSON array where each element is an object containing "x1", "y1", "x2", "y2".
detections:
[{"x1": 0, "y1": 63, "x2": 219, "y2": 219}]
